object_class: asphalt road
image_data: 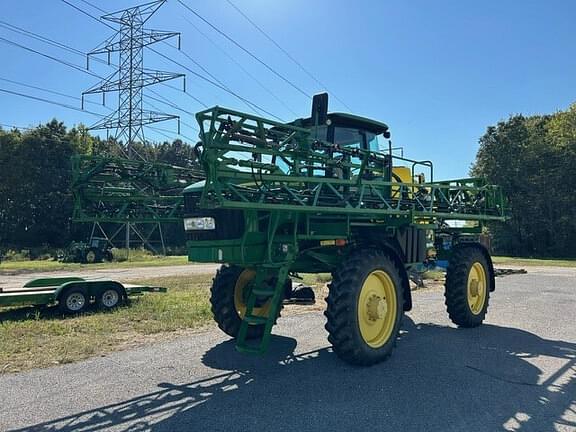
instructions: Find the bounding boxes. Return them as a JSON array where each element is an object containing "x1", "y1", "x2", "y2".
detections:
[{"x1": 0, "y1": 268, "x2": 575, "y2": 432}]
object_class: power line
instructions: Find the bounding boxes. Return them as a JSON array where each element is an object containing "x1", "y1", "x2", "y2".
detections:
[
  {"x1": 0, "y1": 20, "x2": 83, "y2": 58},
  {"x1": 159, "y1": 83, "x2": 208, "y2": 108},
  {"x1": 0, "y1": 20, "x2": 116, "y2": 69},
  {"x1": 0, "y1": 87, "x2": 101, "y2": 116},
  {"x1": 0, "y1": 76, "x2": 110, "y2": 109},
  {"x1": 176, "y1": 0, "x2": 311, "y2": 100},
  {"x1": 83, "y1": 1, "x2": 183, "y2": 159},
  {"x1": 0, "y1": 21, "x2": 187, "y2": 145},
  {"x1": 59, "y1": 0, "x2": 115, "y2": 30},
  {"x1": 0, "y1": 94, "x2": 190, "y2": 146},
  {"x1": 176, "y1": 45, "x2": 265, "y2": 117},
  {"x1": 0, "y1": 22, "x2": 195, "y2": 140},
  {"x1": 182, "y1": 15, "x2": 299, "y2": 117},
  {"x1": 143, "y1": 97, "x2": 199, "y2": 133},
  {"x1": 0, "y1": 18, "x2": 204, "y2": 113},
  {"x1": 0, "y1": 122, "x2": 35, "y2": 131},
  {"x1": 146, "y1": 92, "x2": 195, "y2": 118},
  {"x1": 0, "y1": 35, "x2": 101, "y2": 78},
  {"x1": 225, "y1": 0, "x2": 353, "y2": 112},
  {"x1": 60, "y1": 0, "x2": 283, "y2": 121},
  {"x1": 150, "y1": 46, "x2": 285, "y2": 122},
  {"x1": 76, "y1": 0, "x2": 106, "y2": 13},
  {"x1": 148, "y1": 125, "x2": 195, "y2": 142}
]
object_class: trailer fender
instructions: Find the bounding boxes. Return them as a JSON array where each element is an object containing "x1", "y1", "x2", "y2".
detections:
[{"x1": 55, "y1": 280, "x2": 128, "y2": 303}]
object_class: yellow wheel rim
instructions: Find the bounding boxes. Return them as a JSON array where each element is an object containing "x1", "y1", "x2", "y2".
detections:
[
  {"x1": 357, "y1": 270, "x2": 398, "y2": 348},
  {"x1": 233, "y1": 269, "x2": 271, "y2": 320},
  {"x1": 467, "y1": 262, "x2": 487, "y2": 315}
]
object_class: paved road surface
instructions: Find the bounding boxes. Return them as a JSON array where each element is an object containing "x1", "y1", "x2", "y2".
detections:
[
  {"x1": 0, "y1": 268, "x2": 575, "y2": 431},
  {"x1": 0, "y1": 264, "x2": 220, "y2": 290}
]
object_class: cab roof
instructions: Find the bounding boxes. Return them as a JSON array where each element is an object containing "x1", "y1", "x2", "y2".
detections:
[{"x1": 293, "y1": 112, "x2": 389, "y2": 135}]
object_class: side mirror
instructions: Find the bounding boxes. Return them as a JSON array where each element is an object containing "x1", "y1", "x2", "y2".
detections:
[{"x1": 383, "y1": 131, "x2": 391, "y2": 139}]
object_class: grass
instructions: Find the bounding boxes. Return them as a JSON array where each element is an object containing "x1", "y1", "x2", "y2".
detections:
[
  {"x1": 0, "y1": 274, "x2": 213, "y2": 374},
  {"x1": 493, "y1": 256, "x2": 576, "y2": 268},
  {"x1": 0, "y1": 272, "x2": 331, "y2": 374},
  {"x1": 0, "y1": 254, "x2": 188, "y2": 275}
]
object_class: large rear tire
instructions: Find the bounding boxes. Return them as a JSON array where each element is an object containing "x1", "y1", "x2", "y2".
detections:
[
  {"x1": 210, "y1": 265, "x2": 281, "y2": 340},
  {"x1": 444, "y1": 245, "x2": 491, "y2": 327},
  {"x1": 325, "y1": 249, "x2": 404, "y2": 366}
]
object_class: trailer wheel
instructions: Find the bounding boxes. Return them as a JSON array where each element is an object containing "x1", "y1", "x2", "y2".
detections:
[
  {"x1": 59, "y1": 287, "x2": 89, "y2": 314},
  {"x1": 444, "y1": 245, "x2": 491, "y2": 327},
  {"x1": 96, "y1": 286, "x2": 125, "y2": 310},
  {"x1": 210, "y1": 265, "x2": 282, "y2": 340},
  {"x1": 325, "y1": 249, "x2": 404, "y2": 366}
]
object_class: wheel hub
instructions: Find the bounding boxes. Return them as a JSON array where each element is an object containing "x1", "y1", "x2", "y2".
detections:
[
  {"x1": 66, "y1": 293, "x2": 85, "y2": 311},
  {"x1": 366, "y1": 294, "x2": 387, "y2": 321},
  {"x1": 467, "y1": 262, "x2": 487, "y2": 315},
  {"x1": 469, "y1": 279, "x2": 479, "y2": 297},
  {"x1": 357, "y1": 270, "x2": 398, "y2": 349}
]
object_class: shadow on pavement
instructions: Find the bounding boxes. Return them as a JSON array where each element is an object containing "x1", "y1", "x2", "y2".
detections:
[{"x1": 13, "y1": 318, "x2": 576, "y2": 432}]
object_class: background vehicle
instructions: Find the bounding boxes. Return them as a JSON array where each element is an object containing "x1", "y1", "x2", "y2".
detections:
[{"x1": 59, "y1": 238, "x2": 113, "y2": 264}]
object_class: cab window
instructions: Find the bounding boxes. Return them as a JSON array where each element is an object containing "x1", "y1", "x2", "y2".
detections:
[{"x1": 334, "y1": 127, "x2": 363, "y2": 148}]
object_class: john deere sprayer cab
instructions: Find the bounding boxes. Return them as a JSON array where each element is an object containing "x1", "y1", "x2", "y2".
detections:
[{"x1": 183, "y1": 94, "x2": 507, "y2": 366}]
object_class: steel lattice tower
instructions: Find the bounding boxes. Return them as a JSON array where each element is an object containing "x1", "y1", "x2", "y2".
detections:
[
  {"x1": 80, "y1": 0, "x2": 185, "y2": 254},
  {"x1": 83, "y1": 0, "x2": 184, "y2": 160}
]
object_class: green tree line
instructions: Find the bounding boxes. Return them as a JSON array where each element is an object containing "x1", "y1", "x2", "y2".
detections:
[
  {"x1": 0, "y1": 120, "x2": 197, "y2": 253},
  {"x1": 472, "y1": 104, "x2": 576, "y2": 257},
  {"x1": 2, "y1": 107, "x2": 576, "y2": 258}
]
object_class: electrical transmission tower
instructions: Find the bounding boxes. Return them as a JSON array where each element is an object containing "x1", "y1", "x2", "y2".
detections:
[
  {"x1": 83, "y1": 0, "x2": 184, "y2": 160},
  {"x1": 81, "y1": 0, "x2": 185, "y2": 254}
]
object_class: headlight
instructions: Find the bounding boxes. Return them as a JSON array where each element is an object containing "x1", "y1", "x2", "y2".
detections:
[{"x1": 184, "y1": 217, "x2": 216, "y2": 231}]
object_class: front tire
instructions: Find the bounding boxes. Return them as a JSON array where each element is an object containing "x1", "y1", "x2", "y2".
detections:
[
  {"x1": 444, "y1": 245, "x2": 491, "y2": 327},
  {"x1": 210, "y1": 265, "x2": 280, "y2": 340},
  {"x1": 325, "y1": 249, "x2": 404, "y2": 366}
]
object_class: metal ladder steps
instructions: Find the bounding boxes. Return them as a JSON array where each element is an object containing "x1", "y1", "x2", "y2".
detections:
[
  {"x1": 242, "y1": 315, "x2": 268, "y2": 325},
  {"x1": 251, "y1": 288, "x2": 276, "y2": 296}
]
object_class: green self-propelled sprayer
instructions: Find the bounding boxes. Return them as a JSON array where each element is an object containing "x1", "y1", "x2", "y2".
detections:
[{"x1": 183, "y1": 93, "x2": 507, "y2": 366}]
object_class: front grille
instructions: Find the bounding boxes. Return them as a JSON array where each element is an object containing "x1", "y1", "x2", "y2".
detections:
[{"x1": 184, "y1": 192, "x2": 199, "y2": 213}]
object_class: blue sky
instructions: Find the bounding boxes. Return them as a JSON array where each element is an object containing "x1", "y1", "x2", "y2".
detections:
[{"x1": 1, "y1": 0, "x2": 574, "y2": 179}]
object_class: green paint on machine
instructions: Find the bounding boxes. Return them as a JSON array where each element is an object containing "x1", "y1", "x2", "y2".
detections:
[{"x1": 182, "y1": 94, "x2": 508, "y2": 364}]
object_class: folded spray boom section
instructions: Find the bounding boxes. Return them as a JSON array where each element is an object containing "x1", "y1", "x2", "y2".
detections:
[{"x1": 195, "y1": 106, "x2": 506, "y2": 223}]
